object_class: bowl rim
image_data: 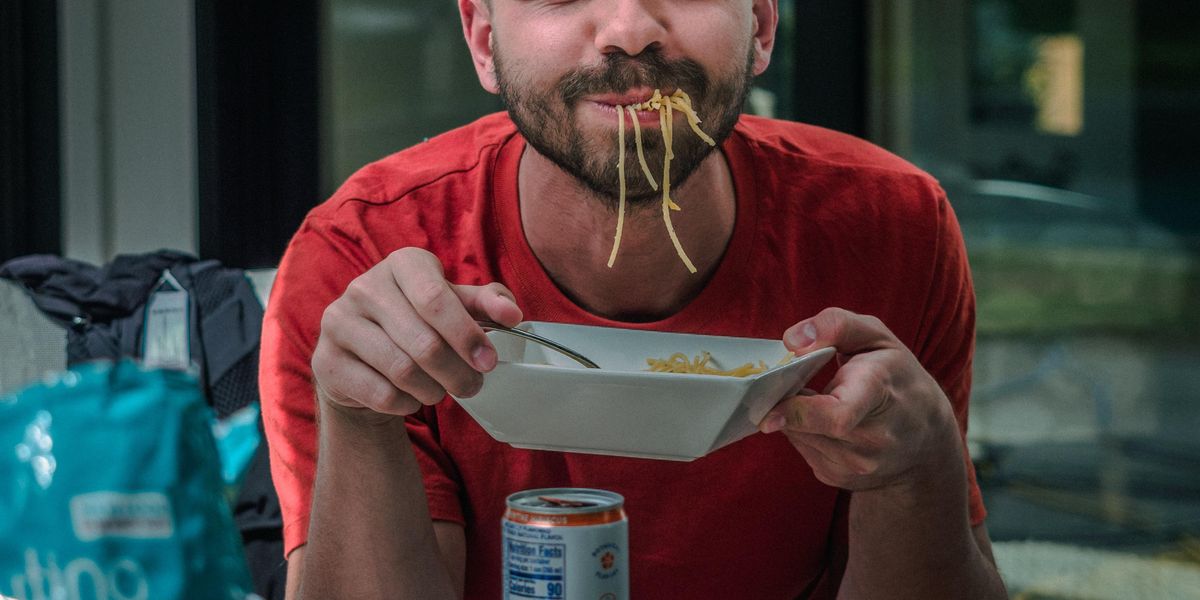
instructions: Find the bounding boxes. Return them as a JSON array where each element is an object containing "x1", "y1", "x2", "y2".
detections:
[{"x1": 493, "y1": 346, "x2": 835, "y2": 382}]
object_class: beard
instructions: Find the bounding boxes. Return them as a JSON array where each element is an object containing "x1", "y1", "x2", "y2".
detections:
[{"x1": 494, "y1": 45, "x2": 755, "y2": 209}]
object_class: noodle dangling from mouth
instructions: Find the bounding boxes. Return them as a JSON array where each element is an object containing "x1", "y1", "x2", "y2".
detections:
[{"x1": 608, "y1": 89, "x2": 716, "y2": 273}]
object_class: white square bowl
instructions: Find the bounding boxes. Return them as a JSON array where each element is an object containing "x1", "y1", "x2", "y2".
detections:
[{"x1": 452, "y1": 322, "x2": 835, "y2": 461}]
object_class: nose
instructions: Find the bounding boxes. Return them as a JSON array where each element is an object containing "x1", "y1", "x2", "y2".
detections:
[{"x1": 594, "y1": 0, "x2": 667, "y2": 57}]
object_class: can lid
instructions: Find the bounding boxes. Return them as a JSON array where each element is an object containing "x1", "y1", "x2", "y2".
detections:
[{"x1": 506, "y1": 488, "x2": 624, "y2": 514}]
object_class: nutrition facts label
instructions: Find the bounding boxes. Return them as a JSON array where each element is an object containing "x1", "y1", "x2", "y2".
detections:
[
  {"x1": 502, "y1": 490, "x2": 627, "y2": 600},
  {"x1": 504, "y1": 530, "x2": 566, "y2": 599}
]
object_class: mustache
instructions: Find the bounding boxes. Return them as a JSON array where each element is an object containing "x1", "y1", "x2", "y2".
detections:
[{"x1": 558, "y1": 51, "x2": 710, "y2": 107}]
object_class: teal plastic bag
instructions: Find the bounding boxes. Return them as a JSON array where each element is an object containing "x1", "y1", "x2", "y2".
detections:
[
  {"x1": 0, "y1": 360, "x2": 257, "y2": 600},
  {"x1": 211, "y1": 402, "x2": 261, "y2": 491}
]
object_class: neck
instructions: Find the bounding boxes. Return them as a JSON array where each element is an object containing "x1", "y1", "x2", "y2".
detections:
[{"x1": 517, "y1": 144, "x2": 736, "y2": 322}]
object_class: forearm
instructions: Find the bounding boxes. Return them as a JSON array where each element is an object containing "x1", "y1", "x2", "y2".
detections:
[
  {"x1": 299, "y1": 397, "x2": 457, "y2": 600},
  {"x1": 839, "y1": 427, "x2": 1006, "y2": 599}
]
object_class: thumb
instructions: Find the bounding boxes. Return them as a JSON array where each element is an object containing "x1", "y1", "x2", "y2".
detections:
[
  {"x1": 454, "y1": 282, "x2": 523, "y2": 327},
  {"x1": 782, "y1": 307, "x2": 897, "y2": 357}
]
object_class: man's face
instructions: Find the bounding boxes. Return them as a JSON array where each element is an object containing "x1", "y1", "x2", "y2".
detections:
[{"x1": 483, "y1": 0, "x2": 765, "y2": 206}]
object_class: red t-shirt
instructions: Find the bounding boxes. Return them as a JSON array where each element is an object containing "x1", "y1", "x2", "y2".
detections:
[{"x1": 260, "y1": 113, "x2": 986, "y2": 598}]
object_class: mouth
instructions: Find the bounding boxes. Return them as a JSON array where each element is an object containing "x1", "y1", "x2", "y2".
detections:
[
  {"x1": 587, "y1": 87, "x2": 679, "y2": 107},
  {"x1": 583, "y1": 88, "x2": 683, "y2": 125}
]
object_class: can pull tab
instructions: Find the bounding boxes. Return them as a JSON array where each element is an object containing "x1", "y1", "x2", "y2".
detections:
[{"x1": 536, "y1": 496, "x2": 596, "y2": 508}]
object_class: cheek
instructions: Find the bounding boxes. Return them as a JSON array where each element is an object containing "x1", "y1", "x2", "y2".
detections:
[
  {"x1": 672, "y1": 9, "x2": 755, "y2": 76},
  {"x1": 494, "y1": 21, "x2": 589, "y2": 87}
]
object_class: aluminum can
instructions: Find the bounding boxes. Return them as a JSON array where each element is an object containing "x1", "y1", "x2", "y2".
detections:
[{"x1": 502, "y1": 488, "x2": 628, "y2": 600}]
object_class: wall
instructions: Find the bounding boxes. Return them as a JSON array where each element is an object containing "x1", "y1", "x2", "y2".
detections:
[{"x1": 58, "y1": 0, "x2": 197, "y2": 263}]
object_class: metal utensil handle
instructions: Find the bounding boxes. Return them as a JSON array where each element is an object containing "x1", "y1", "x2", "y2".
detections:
[{"x1": 476, "y1": 320, "x2": 600, "y2": 369}]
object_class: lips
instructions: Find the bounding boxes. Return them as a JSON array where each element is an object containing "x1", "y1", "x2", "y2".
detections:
[
  {"x1": 587, "y1": 87, "x2": 679, "y2": 107},
  {"x1": 582, "y1": 101, "x2": 671, "y2": 127}
]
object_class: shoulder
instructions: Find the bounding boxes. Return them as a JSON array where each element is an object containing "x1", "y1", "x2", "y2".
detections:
[
  {"x1": 307, "y1": 112, "x2": 517, "y2": 222},
  {"x1": 733, "y1": 115, "x2": 933, "y2": 182},
  {"x1": 733, "y1": 115, "x2": 948, "y2": 222}
]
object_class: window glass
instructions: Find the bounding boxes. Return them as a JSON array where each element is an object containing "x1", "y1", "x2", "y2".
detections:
[
  {"x1": 321, "y1": 0, "x2": 1200, "y2": 593},
  {"x1": 873, "y1": 1, "x2": 1200, "y2": 594},
  {"x1": 321, "y1": 0, "x2": 502, "y2": 197},
  {"x1": 321, "y1": 0, "x2": 797, "y2": 196}
]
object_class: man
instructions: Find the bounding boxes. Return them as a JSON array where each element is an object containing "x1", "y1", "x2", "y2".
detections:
[{"x1": 259, "y1": 0, "x2": 1008, "y2": 597}]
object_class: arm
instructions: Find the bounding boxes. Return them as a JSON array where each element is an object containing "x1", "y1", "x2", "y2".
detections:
[
  {"x1": 290, "y1": 247, "x2": 522, "y2": 599},
  {"x1": 293, "y1": 400, "x2": 466, "y2": 599},
  {"x1": 838, "y1": 433, "x2": 1003, "y2": 598},
  {"x1": 760, "y1": 308, "x2": 1006, "y2": 599},
  {"x1": 285, "y1": 521, "x2": 466, "y2": 600}
]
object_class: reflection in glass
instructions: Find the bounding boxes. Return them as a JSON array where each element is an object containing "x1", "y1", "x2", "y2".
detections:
[
  {"x1": 878, "y1": 0, "x2": 1200, "y2": 595},
  {"x1": 971, "y1": 0, "x2": 1083, "y2": 136}
]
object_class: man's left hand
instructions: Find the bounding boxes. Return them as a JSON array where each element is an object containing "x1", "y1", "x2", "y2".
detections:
[{"x1": 760, "y1": 307, "x2": 962, "y2": 492}]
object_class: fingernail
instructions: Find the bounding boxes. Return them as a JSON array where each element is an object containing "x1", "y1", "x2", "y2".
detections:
[
  {"x1": 472, "y1": 345, "x2": 497, "y2": 371},
  {"x1": 785, "y1": 322, "x2": 817, "y2": 348},
  {"x1": 761, "y1": 414, "x2": 787, "y2": 434}
]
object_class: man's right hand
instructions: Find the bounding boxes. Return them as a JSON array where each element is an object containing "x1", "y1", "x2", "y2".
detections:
[
  {"x1": 311, "y1": 247, "x2": 523, "y2": 417},
  {"x1": 299, "y1": 248, "x2": 483, "y2": 599}
]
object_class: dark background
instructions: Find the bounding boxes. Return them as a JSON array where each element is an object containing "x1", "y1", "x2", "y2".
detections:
[{"x1": 3, "y1": 0, "x2": 1196, "y2": 265}]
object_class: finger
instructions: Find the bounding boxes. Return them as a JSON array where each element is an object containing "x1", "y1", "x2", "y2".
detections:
[
  {"x1": 789, "y1": 432, "x2": 879, "y2": 478},
  {"x1": 759, "y1": 387, "x2": 818, "y2": 433},
  {"x1": 345, "y1": 256, "x2": 486, "y2": 397},
  {"x1": 454, "y1": 282, "x2": 523, "y2": 328},
  {"x1": 787, "y1": 432, "x2": 852, "y2": 470},
  {"x1": 366, "y1": 288, "x2": 488, "y2": 398},
  {"x1": 787, "y1": 434, "x2": 864, "y2": 475},
  {"x1": 782, "y1": 307, "x2": 900, "y2": 357},
  {"x1": 387, "y1": 249, "x2": 499, "y2": 373},
  {"x1": 784, "y1": 434, "x2": 857, "y2": 489},
  {"x1": 322, "y1": 311, "x2": 449, "y2": 403},
  {"x1": 762, "y1": 379, "x2": 884, "y2": 440},
  {"x1": 312, "y1": 342, "x2": 424, "y2": 415}
]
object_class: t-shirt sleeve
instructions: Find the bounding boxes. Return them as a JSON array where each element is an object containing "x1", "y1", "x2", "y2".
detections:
[
  {"x1": 404, "y1": 407, "x2": 467, "y2": 526},
  {"x1": 913, "y1": 186, "x2": 988, "y2": 527},
  {"x1": 259, "y1": 213, "x2": 466, "y2": 557}
]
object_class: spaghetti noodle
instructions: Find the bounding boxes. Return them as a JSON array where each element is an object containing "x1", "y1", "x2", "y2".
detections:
[
  {"x1": 646, "y1": 352, "x2": 767, "y2": 377},
  {"x1": 609, "y1": 89, "x2": 717, "y2": 272},
  {"x1": 645, "y1": 351, "x2": 799, "y2": 377}
]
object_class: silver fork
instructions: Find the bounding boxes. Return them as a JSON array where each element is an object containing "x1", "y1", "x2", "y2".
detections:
[{"x1": 476, "y1": 320, "x2": 600, "y2": 369}]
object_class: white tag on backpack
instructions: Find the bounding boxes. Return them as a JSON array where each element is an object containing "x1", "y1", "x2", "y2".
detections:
[{"x1": 142, "y1": 270, "x2": 190, "y2": 369}]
